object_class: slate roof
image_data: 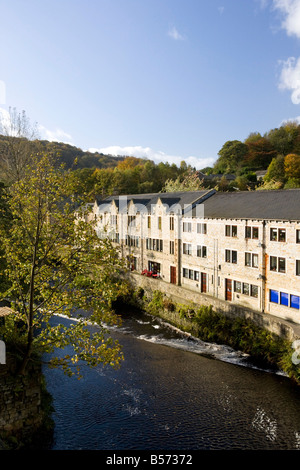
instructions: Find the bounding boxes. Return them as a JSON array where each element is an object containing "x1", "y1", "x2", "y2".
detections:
[
  {"x1": 202, "y1": 189, "x2": 300, "y2": 221},
  {"x1": 96, "y1": 189, "x2": 300, "y2": 221},
  {"x1": 98, "y1": 190, "x2": 215, "y2": 214}
]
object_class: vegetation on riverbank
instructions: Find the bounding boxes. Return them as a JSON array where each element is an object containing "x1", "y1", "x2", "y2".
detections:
[{"x1": 115, "y1": 286, "x2": 300, "y2": 386}]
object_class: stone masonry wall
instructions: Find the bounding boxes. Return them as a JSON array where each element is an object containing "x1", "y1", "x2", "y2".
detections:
[
  {"x1": 0, "y1": 356, "x2": 44, "y2": 439},
  {"x1": 129, "y1": 272, "x2": 300, "y2": 342}
]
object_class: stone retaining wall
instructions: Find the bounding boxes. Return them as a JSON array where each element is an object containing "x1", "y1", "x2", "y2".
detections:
[
  {"x1": 0, "y1": 356, "x2": 44, "y2": 440},
  {"x1": 129, "y1": 272, "x2": 300, "y2": 342}
]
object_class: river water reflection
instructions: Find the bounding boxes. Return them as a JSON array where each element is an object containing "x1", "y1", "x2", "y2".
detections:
[{"x1": 43, "y1": 310, "x2": 300, "y2": 450}]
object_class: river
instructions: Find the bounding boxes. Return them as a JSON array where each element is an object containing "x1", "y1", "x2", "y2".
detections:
[{"x1": 42, "y1": 309, "x2": 300, "y2": 451}]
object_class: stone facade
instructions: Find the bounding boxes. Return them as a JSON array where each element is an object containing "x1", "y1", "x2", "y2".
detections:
[
  {"x1": 0, "y1": 357, "x2": 44, "y2": 438},
  {"x1": 87, "y1": 189, "x2": 300, "y2": 327}
]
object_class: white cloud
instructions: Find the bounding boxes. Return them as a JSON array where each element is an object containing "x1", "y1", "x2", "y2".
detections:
[
  {"x1": 38, "y1": 124, "x2": 73, "y2": 144},
  {"x1": 167, "y1": 26, "x2": 185, "y2": 41},
  {"x1": 88, "y1": 145, "x2": 215, "y2": 170},
  {"x1": 267, "y1": 1, "x2": 300, "y2": 104},
  {"x1": 272, "y1": 0, "x2": 300, "y2": 38},
  {"x1": 278, "y1": 56, "x2": 300, "y2": 104},
  {"x1": 280, "y1": 115, "x2": 300, "y2": 125}
]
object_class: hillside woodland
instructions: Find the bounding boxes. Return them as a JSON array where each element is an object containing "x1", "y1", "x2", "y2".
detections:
[{"x1": 0, "y1": 120, "x2": 300, "y2": 198}]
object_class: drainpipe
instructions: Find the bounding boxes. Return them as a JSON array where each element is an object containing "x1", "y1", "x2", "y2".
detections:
[
  {"x1": 261, "y1": 220, "x2": 267, "y2": 313},
  {"x1": 177, "y1": 213, "x2": 182, "y2": 286}
]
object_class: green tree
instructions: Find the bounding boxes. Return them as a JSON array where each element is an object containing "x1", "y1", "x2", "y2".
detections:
[
  {"x1": 0, "y1": 107, "x2": 39, "y2": 183},
  {"x1": 213, "y1": 140, "x2": 248, "y2": 174},
  {"x1": 162, "y1": 169, "x2": 205, "y2": 192},
  {"x1": 264, "y1": 155, "x2": 286, "y2": 183},
  {"x1": 266, "y1": 123, "x2": 298, "y2": 156},
  {"x1": 0, "y1": 154, "x2": 125, "y2": 377}
]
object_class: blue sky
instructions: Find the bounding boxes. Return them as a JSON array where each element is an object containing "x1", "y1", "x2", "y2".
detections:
[{"x1": 1, "y1": 0, "x2": 300, "y2": 169}]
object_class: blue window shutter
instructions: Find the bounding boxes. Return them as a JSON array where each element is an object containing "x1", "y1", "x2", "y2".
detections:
[
  {"x1": 280, "y1": 292, "x2": 289, "y2": 306},
  {"x1": 270, "y1": 290, "x2": 279, "y2": 303},
  {"x1": 290, "y1": 295, "x2": 300, "y2": 309}
]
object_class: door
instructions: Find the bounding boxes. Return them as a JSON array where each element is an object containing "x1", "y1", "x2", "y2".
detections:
[
  {"x1": 225, "y1": 278, "x2": 232, "y2": 301},
  {"x1": 201, "y1": 272, "x2": 207, "y2": 293},
  {"x1": 170, "y1": 266, "x2": 176, "y2": 284}
]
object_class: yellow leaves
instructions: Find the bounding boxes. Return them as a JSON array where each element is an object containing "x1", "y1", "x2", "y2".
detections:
[{"x1": 284, "y1": 153, "x2": 300, "y2": 179}]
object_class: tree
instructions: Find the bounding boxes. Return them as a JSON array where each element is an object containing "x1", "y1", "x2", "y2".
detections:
[
  {"x1": 0, "y1": 107, "x2": 39, "y2": 183},
  {"x1": 162, "y1": 169, "x2": 205, "y2": 192},
  {"x1": 264, "y1": 155, "x2": 286, "y2": 183},
  {"x1": 284, "y1": 153, "x2": 300, "y2": 179},
  {"x1": 266, "y1": 124, "x2": 298, "y2": 156},
  {"x1": 245, "y1": 137, "x2": 277, "y2": 169},
  {"x1": 213, "y1": 140, "x2": 248, "y2": 174},
  {"x1": 0, "y1": 153, "x2": 125, "y2": 377},
  {"x1": 244, "y1": 132, "x2": 262, "y2": 144}
]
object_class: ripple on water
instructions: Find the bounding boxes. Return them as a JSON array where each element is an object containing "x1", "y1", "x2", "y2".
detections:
[{"x1": 45, "y1": 313, "x2": 300, "y2": 450}]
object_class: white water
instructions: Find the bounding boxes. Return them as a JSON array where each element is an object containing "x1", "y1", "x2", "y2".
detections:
[{"x1": 53, "y1": 310, "x2": 286, "y2": 376}]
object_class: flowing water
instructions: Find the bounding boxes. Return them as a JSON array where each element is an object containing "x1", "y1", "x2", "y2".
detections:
[{"x1": 43, "y1": 310, "x2": 300, "y2": 451}]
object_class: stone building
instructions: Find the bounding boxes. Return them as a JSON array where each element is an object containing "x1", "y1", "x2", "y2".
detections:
[{"x1": 90, "y1": 188, "x2": 300, "y2": 325}]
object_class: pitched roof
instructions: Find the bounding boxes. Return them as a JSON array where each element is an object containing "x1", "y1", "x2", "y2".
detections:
[
  {"x1": 98, "y1": 190, "x2": 215, "y2": 214},
  {"x1": 96, "y1": 189, "x2": 300, "y2": 221},
  {"x1": 202, "y1": 189, "x2": 300, "y2": 221}
]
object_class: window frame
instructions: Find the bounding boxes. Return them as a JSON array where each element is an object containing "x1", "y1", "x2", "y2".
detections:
[
  {"x1": 226, "y1": 225, "x2": 237, "y2": 237},
  {"x1": 225, "y1": 249, "x2": 237, "y2": 264}
]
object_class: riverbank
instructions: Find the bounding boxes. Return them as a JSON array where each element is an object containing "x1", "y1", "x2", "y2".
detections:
[
  {"x1": 113, "y1": 276, "x2": 300, "y2": 386},
  {"x1": 0, "y1": 352, "x2": 54, "y2": 450}
]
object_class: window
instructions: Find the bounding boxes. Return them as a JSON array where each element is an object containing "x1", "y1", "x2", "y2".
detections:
[
  {"x1": 280, "y1": 292, "x2": 289, "y2": 307},
  {"x1": 245, "y1": 226, "x2": 259, "y2": 239},
  {"x1": 270, "y1": 256, "x2": 286, "y2": 273},
  {"x1": 197, "y1": 223, "x2": 207, "y2": 234},
  {"x1": 291, "y1": 295, "x2": 300, "y2": 309},
  {"x1": 183, "y1": 267, "x2": 199, "y2": 281},
  {"x1": 270, "y1": 289, "x2": 279, "y2": 303},
  {"x1": 270, "y1": 289, "x2": 300, "y2": 309},
  {"x1": 278, "y1": 257, "x2": 286, "y2": 272},
  {"x1": 243, "y1": 283, "x2": 250, "y2": 295},
  {"x1": 183, "y1": 222, "x2": 192, "y2": 232},
  {"x1": 125, "y1": 235, "x2": 139, "y2": 247},
  {"x1": 234, "y1": 281, "x2": 241, "y2": 293},
  {"x1": 226, "y1": 225, "x2": 237, "y2": 237},
  {"x1": 158, "y1": 217, "x2": 162, "y2": 230},
  {"x1": 270, "y1": 228, "x2": 286, "y2": 242},
  {"x1": 146, "y1": 238, "x2": 163, "y2": 252},
  {"x1": 183, "y1": 243, "x2": 192, "y2": 255},
  {"x1": 296, "y1": 260, "x2": 300, "y2": 276},
  {"x1": 147, "y1": 216, "x2": 151, "y2": 229},
  {"x1": 270, "y1": 228, "x2": 277, "y2": 241},
  {"x1": 197, "y1": 245, "x2": 207, "y2": 258},
  {"x1": 297, "y1": 230, "x2": 300, "y2": 243},
  {"x1": 110, "y1": 215, "x2": 118, "y2": 225},
  {"x1": 225, "y1": 249, "x2": 237, "y2": 263},
  {"x1": 112, "y1": 233, "x2": 119, "y2": 243},
  {"x1": 251, "y1": 285, "x2": 258, "y2": 298},
  {"x1": 170, "y1": 216, "x2": 174, "y2": 231},
  {"x1": 245, "y1": 252, "x2": 258, "y2": 268},
  {"x1": 128, "y1": 215, "x2": 136, "y2": 227},
  {"x1": 279, "y1": 229, "x2": 286, "y2": 242},
  {"x1": 169, "y1": 241, "x2": 175, "y2": 255}
]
